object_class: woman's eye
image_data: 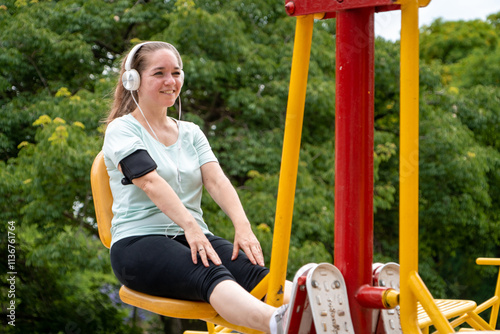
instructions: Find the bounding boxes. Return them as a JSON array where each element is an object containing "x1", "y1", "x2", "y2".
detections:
[
  {"x1": 154, "y1": 72, "x2": 163, "y2": 76},
  {"x1": 173, "y1": 72, "x2": 181, "y2": 76}
]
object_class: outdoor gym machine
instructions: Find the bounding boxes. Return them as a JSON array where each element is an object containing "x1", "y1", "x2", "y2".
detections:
[{"x1": 266, "y1": 1, "x2": 430, "y2": 333}]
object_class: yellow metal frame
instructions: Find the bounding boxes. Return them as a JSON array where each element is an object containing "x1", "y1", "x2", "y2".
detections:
[
  {"x1": 473, "y1": 258, "x2": 500, "y2": 327},
  {"x1": 266, "y1": 13, "x2": 315, "y2": 307},
  {"x1": 398, "y1": 0, "x2": 499, "y2": 332},
  {"x1": 398, "y1": 0, "x2": 425, "y2": 330},
  {"x1": 398, "y1": 0, "x2": 470, "y2": 332},
  {"x1": 446, "y1": 258, "x2": 500, "y2": 331}
]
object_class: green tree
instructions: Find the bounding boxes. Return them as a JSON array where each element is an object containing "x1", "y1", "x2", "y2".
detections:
[{"x1": 420, "y1": 18, "x2": 498, "y2": 65}]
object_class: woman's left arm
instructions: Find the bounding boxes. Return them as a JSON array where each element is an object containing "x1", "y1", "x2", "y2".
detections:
[{"x1": 201, "y1": 162, "x2": 265, "y2": 266}]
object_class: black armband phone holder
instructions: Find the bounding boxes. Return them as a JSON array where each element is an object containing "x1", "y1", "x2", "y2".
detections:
[{"x1": 119, "y1": 149, "x2": 157, "y2": 185}]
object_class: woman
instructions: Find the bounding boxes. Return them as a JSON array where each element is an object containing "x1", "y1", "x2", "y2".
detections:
[{"x1": 102, "y1": 41, "x2": 290, "y2": 333}]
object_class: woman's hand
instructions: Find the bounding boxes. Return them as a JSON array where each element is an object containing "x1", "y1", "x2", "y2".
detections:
[
  {"x1": 232, "y1": 225, "x2": 265, "y2": 267},
  {"x1": 184, "y1": 225, "x2": 222, "y2": 267},
  {"x1": 201, "y1": 163, "x2": 265, "y2": 267}
]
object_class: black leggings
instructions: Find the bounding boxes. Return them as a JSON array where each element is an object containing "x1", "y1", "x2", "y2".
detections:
[{"x1": 110, "y1": 234, "x2": 269, "y2": 303}]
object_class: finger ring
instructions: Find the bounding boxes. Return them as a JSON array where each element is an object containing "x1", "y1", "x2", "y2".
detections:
[{"x1": 198, "y1": 248, "x2": 204, "y2": 252}]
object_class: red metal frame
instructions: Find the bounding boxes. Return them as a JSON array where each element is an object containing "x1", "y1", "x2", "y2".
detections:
[
  {"x1": 285, "y1": 0, "x2": 397, "y2": 16},
  {"x1": 334, "y1": 6, "x2": 375, "y2": 334},
  {"x1": 287, "y1": 276, "x2": 316, "y2": 334},
  {"x1": 355, "y1": 285, "x2": 394, "y2": 309},
  {"x1": 281, "y1": 0, "x2": 404, "y2": 331}
]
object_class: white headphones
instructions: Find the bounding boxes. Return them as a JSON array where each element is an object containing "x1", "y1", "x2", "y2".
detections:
[{"x1": 122, "y1": 41, "x2": 184, "y2": 91}]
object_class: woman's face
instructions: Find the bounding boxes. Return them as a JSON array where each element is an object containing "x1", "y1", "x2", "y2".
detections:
[{"x1": 137, "y1": 48, "x2": 183, "y2": 110}]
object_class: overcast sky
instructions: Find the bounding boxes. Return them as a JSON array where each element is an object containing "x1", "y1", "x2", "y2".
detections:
[{"x1": 375, "y1": 0, "x2": 500, "y2": 41}]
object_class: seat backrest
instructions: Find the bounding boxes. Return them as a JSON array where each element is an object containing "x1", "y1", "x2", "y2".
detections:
[{"x1": 90, "y1": 151, "x2": 113, "y2": 249}]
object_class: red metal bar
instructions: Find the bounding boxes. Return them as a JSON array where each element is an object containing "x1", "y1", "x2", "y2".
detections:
[
  {"x1": 285, "y1": 0, "x2": 394, "y2": 16},
  {"x1": 312, "y1": 4, "x2": 400, "y2": 21},
  {"x1": 334, "y1": 6, "x2": 375, "y2": 334},
  {"x1": 375, "y1": 4, "x2": 401, "y2": 13},
  {"x1": 355, "y1": 285, "x2": 399, "y2": 309},
  {"x1": 287, "y1": 276, "x2": 315, "y2": 334}
]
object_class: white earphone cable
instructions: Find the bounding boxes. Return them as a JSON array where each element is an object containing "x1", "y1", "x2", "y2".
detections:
[
  {"x1": 178, "y1": 95, "x2": 182, "y2": 121},
  {"x1": 131, "y1": 92, "x2": 160, "y2": 143}
]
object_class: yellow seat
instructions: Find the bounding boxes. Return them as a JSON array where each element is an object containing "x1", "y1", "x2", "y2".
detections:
[
  {"x1": 418, "y1": 299, "x2": 477, "y2": 333},
  {"x1": 119, "y1": 286, "x2": 217, "y2": 319},
  {"x1": 416, "y1": 257, "x2": 500, "y2": 333},
  {"x1": 403, "y1": 269, "x2": 497, "y2": 333},
  {"x1": 90, "y1": 151, "x2": 264, "y2": 334}
]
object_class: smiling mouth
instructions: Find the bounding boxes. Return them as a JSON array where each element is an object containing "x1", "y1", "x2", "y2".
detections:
[{"x1": 160, "y1": 90, "x2": 175, "y2": 94}]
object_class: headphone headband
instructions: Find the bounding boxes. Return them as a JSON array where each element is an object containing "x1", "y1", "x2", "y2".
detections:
[
  {"x1": 124, "y1": 41, "x2": 183, "y2": 71},
  {"x1": 124, "y1": 42, "x2": 150, "y2": 71}
]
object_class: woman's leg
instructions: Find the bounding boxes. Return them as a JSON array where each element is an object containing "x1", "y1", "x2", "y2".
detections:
[
  {"x1": 111, "y1": 235, "x2": 291, "y2": 332},
  {"x1": 204, "y1": 235, "x2": 293, "y2": 333},
  {"x1": 204, "y1": 235, "x2": 292, "y2": 302},
  {"x1": 110, "y1": 235, "x2": 235, "y2": 301},
  {"x1": 209, "y1": 280, "x2": 276, "y2": 333}
]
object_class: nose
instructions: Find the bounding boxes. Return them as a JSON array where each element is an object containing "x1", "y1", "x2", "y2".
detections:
[{"x1": 164, "y1": 74, "x2": 177, "y2": 86}]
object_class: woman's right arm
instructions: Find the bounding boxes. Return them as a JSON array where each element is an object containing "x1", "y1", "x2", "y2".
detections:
[{"x1": 129, "y1": 169, "x2": 221, "y2": 267}]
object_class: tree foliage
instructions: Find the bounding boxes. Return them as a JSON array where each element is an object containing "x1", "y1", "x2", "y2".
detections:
[{"x1": 1, "y1": 0, "x2": 499, "y2": 332}]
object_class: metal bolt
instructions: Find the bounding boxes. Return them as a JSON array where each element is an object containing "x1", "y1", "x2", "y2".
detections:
[
  {"x1": 285, "y1": 1, "x2": 295, "y2": 15},
  {"x1": 311, "y1": 280, "x2": 320, "y2": 288}
]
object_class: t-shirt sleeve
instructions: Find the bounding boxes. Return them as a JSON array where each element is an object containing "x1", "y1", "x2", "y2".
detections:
[
  {"x1": 103, "y1": 119, "x2": 148, "y2": 169},
  {"x1": 193, "y1": 124, "x2": 218, "y2": 166}
]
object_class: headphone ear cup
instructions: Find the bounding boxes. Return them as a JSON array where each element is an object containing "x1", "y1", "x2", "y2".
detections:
[
  {"x1": 180, "y1": 70, "x2": 185, "y2": 85},
  {"x1": 122, "y1": 69, "x2": 141, "y2": 91}
]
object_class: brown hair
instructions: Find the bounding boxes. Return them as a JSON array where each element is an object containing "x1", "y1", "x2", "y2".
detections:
[{"x1": 106, "y1": 42, "x2": 183, "y2": 124}]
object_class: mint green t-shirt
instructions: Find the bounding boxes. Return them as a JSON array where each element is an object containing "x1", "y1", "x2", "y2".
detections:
[{"x1": 102, "y1": 114, "x2": 217, "y2": 247}]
